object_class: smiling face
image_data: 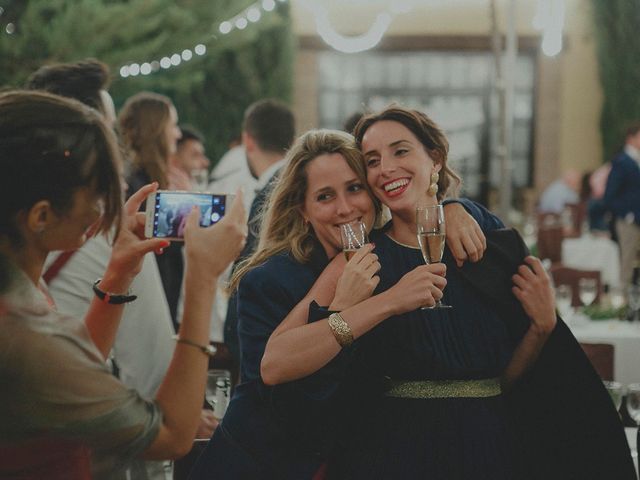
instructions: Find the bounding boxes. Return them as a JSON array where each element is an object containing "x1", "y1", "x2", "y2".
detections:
[
  {"x1": 175, "y1": 138, "x2": 210, "y2": 174},
  {"x1": 301, "y1": 152, "x2": 375, "y2": 259},
  {"x1": 362, "y1": 120, "x2": 440, "y2": 217}
]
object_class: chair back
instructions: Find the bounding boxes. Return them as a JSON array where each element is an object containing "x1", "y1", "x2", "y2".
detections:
[
  {"x1": 0, "y1": 437, "x2": 92, "y2": 480},
  {"x1": 564, "y1": 202, "x2": 587, "y2": 237},
  {"x1": 536, "y1": 215, "x2": 564, "y2": 263},
  {"x1": 550, "y1": 265, "x2": 602, "y2": 307},
  {"x1": 579, "y1": 342, "x2": 614, "y2": 381}
]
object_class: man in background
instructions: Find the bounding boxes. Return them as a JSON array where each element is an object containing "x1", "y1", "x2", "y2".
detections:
[
  {"x1": 538, "y1": 169, "x2": 581, "y2": 213},
  {"x1": 222, "y1": 99, "x2": 295, "y2": 368},
  {"x1": 169, "y1": 125, "x2": 210, "y2": 191},
  {"x1": 604, "y1": 124, "x2": 640, "y2": 293}
]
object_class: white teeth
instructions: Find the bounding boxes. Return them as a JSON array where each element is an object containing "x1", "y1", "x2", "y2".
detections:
[{"x1": 384, "y1": 179, "x2": 409, "y2": 192}]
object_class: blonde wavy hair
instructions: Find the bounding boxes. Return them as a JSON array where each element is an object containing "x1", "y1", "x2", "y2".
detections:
[
  {"x1": 229, "y1": 129, "x2": 380, "y2": 292},
  {"x1": 118, "y1": 92, "x2": 173, "y2": 188}
]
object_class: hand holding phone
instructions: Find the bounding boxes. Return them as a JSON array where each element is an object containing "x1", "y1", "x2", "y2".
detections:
[
  {"x1": 183, "y1": 190, "x2": 247, "y2": 277},
  {"x1": 145, "y1": 190, "x2": 234, "y2": 241}
]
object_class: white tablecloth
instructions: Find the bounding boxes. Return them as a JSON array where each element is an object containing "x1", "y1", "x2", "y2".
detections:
[
  {"x1": 569, "y1": 319, "x2": 640, "y2": 384},
  {"x1": 562, "y1": 235, "x2": 621, "y2": 288}
]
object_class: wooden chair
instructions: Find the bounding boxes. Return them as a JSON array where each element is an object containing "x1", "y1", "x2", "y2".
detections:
[
  {"x1": 579, "y1": 342, "x2": 614, "y2": 381},
  {"x1": 564, "y1": 202, "x2": 587, "y2": 237},
  {"x1": 550, "y1": 265, "x2": 602, "y2": 307},
  {"x1": 537, "y1": 224, "x2": 564, "y2": 264}
]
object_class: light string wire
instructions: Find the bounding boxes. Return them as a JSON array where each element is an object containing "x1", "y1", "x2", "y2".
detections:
[{"x1": 119, "y1": 0, "x2": 288, "y2": 78}]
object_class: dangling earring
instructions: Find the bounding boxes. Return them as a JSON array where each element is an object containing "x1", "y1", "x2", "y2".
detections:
[{"x1": 428, "y1": 171, "x2": 439, "y2": 197}]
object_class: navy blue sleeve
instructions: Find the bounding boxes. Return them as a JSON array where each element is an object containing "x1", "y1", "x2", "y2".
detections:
[
  {"x1": 603, "y1": 157, "x2": 626, "y2": 212},
  {"x1": 237, "y1": 265, "x2": 297, "y2": 383},
  {"x1": 443, "y1": 197, "x2": 505, "y2": 231}
]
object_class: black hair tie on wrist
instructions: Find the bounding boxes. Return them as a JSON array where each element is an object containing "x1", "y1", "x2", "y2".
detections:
[{"x1": 92, "y1": 278, "x2": 137, "y2": 304}]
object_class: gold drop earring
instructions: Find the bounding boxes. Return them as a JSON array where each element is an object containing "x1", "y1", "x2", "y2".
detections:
[{"x1": 428, "y1": 171, "x2": 439, "y2": 197}]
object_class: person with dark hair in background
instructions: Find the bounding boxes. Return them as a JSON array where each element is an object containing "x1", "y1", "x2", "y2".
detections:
[
  {"x1": 169, "y1": 125, "x2": 210, "y2": 191},
  {"x1": 223, "y1": 99, "x2": 296, "y2": 365},
  {"x1": 603, "y1": 123, "x2": 640, "y2": 294},
  {"x1": 0, "y1": 90, "x2": 247, "y2": 479},
  {"x1": 26, "y1": 59, "x2": 116, "y2": 128},
  {"x1": 342, "y1": 111, "x2": 364, "y2": 135}
]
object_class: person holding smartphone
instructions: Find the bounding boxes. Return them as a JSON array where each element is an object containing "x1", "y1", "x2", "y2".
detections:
[{"x1": 0, "y1": 90, "x2": 247, "y2": 479}]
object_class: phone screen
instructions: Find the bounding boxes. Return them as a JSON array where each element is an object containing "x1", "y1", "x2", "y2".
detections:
[{"x1": 152, "y1": 191, "x2": 226, "y2": 239}]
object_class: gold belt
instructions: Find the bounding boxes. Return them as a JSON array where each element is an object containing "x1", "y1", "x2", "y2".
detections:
[{"x1": 385, "y1": 378, "x2": 502, "y2": 399}]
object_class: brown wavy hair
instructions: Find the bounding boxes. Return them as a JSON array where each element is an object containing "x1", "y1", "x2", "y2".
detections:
[
  {"x1": 118, "y1": 92, "x2": 173, "y2": 188},
  {"x1": 353, "y1": 105, "x2": 461, "y2": 201}
]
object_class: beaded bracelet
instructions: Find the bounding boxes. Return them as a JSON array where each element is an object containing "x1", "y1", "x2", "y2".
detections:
[{"x1": 328, "y1": 312, "x2": 354, "y2": 348}]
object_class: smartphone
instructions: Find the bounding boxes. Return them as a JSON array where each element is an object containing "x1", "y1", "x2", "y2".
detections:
[{"x1": 145, "y1": 190, "x2": 233, "y2": 240}]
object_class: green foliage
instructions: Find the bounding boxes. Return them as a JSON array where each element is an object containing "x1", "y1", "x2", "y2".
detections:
[
  {"x1": 590, "y1": 0, "x2": 640, "y2": 160},
  {"x1": 0, "y1": 0, "x2": 293, "y2": 164}
]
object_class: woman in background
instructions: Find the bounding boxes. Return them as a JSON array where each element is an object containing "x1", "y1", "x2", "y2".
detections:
[{"x1": 118, "y1": 92, "x2": 184, "y2": 328}]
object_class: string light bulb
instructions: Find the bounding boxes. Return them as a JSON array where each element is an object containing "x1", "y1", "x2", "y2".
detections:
[{"x1": 119, "y1": 0, "x2": 286, "y2": 78}]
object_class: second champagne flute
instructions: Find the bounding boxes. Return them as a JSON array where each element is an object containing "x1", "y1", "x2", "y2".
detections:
[
  {"x1": 340, "y1": 220, "x2": 368, "y2": 261},
  {"x1": 416, "y1": 204, "x2": 451, "y2": 309}
]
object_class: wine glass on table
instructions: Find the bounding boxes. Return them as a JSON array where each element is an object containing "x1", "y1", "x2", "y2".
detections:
[
  {"x1": 626, "y1": 384, "x2": 640, "y2": 424},
  {"x1": 340, "y1": 220, "x2": 368, "y2": 261},
  {"x1": 206, "y1": 369, "x2": 231, "y2": 420},
  {"x1": 628, "y1": 285, "x2": 640, "y2": 322},
  {"x1": 579, "y1": 278, "x2": 598, "y2": 308},
  {"x1": 416, "y1": 204, "x2": 451, "y2": 309},
  {"x1": 603, "y1": 380, "x2": 624, "y2": 413},
  {"x1": 555, "y1": 284, "x2": 573, "y2": 320}
]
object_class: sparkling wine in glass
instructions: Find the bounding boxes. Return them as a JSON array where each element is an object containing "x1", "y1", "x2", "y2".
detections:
[
  {"x1": 416, "y1": 204, "x2": 451, "y2": 309},
  {"x1": 340, "y1": 220, "x2": 368, "y2": 261}
]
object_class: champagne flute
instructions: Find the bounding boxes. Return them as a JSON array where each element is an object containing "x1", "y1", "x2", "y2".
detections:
[
  {"x1": 416, "y1": 204, "x2": 451, "y2": 309},
  {"x1": 340, "y1": 220, "x2": 368, "y2": 261}
]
